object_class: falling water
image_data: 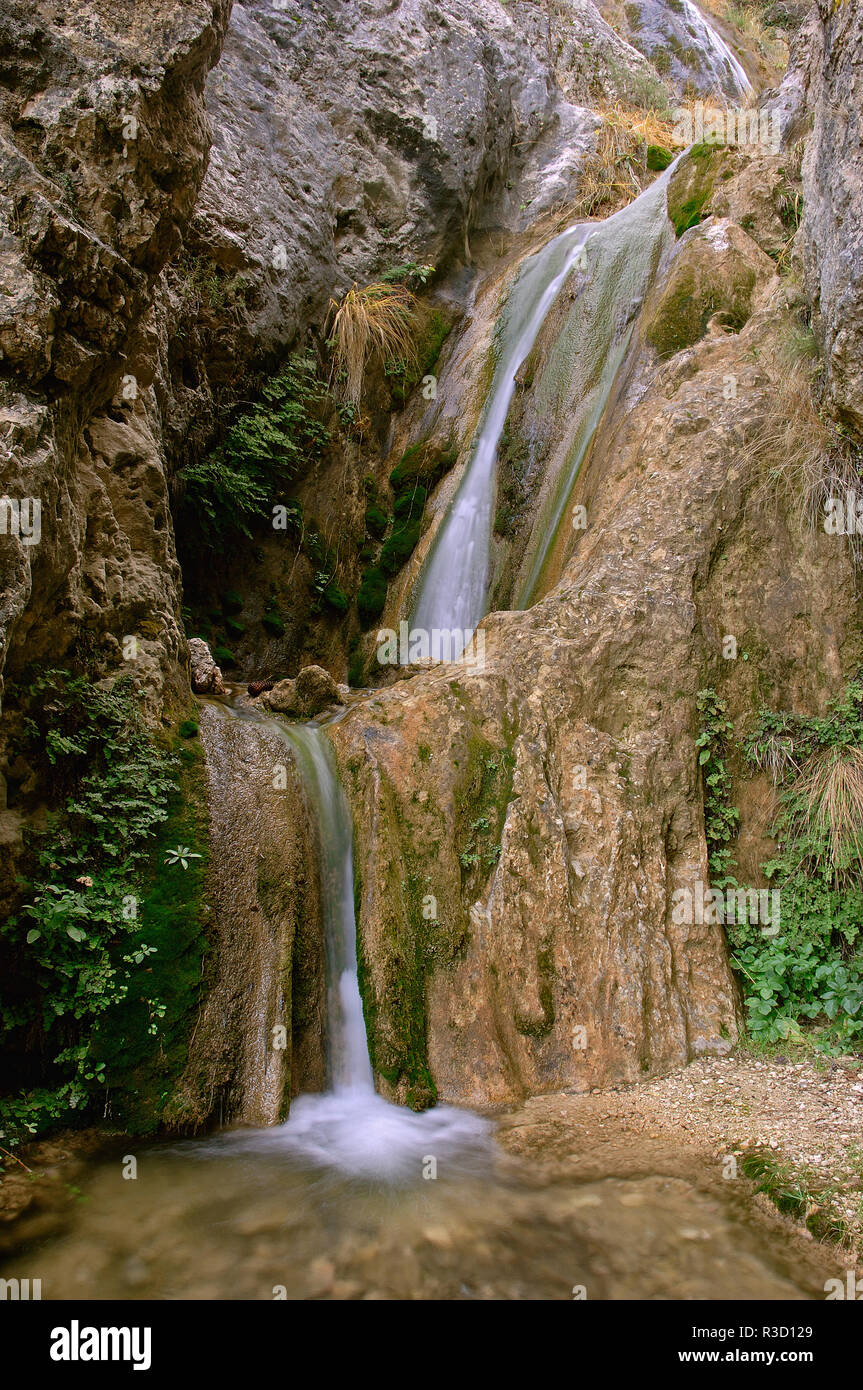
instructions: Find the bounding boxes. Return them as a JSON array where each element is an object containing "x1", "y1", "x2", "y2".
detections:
[
  {"x1": 681, "y1": 0, "x2": 753, "y2": 96},
  {"x1": 220, "y1": 701, "x2": 491, "y2": 1179},
  {"x1": 409, "y1": 224, "x2": 593, "y2": 652},
  {"x1": 513, "y1": 157, "x2": 681, "y2": 608}
]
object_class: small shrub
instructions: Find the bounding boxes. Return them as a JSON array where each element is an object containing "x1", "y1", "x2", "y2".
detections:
[{"x1": 327, "y1": 281, "x2": 419, "y2": 407}]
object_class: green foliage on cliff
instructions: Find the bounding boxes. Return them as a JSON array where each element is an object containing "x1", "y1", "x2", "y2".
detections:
[
  {"x1": 0, "y1": 672, "x2": 210, "y2": 1147},
  {"x1": 697, "y1": 679, "x2": 863, "y2": 1053},
  {"x1": 695, "y1": 688, "x2": 740, "y2": 889},
  {"x1": 180, "y1": 352, "x2": 328, "y2": 543}
]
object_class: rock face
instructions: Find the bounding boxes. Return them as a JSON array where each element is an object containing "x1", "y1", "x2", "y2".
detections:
[
  {"x1": 170, "y1": 703, "x2": 326, "y2": 1127},
  {"x1": 155, "y1": 0, "x2": 651, "y2": 483},
  {"x1": 0, "y1": 0, "x2": 231, "y2": 724},
  {"x1": 596, "y1": 0, "x2": 753, "y2": 97},
  {"x1": 331, "y1": 144, "x2": 860, "y2": 1108},
  {"x1": 800, "y1": 0, "x2": 863, "y2": 438}
]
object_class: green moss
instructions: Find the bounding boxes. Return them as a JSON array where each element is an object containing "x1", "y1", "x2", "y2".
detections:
[
  {"x1": 261, "y1": 611, "x2": 286, "y2": 638},
  {"x1": 455, "y1": 734, "x2": 516, "y2": 893},
  {"x1": 389, "y1": 440, "x2": 457, "y2": 493},
  {"x1": 394, "y1": 484, "x2": 427, "y2": 521},
  {"x1": 647, "y1": 143, "x2": 673, "y2": 170},
  {"x1": 221, "y1": 590, "x2": 244, "y2": 615},
  {"x1": 667, "y1": 144, "x2": 721, "y2": 237},
  {"x1": 365, "y1": 503, "x2": 388, "y2": 539},
  {"x1": 178, "y1": 719, "x2": 199, "y2": 739},
  {"x1": 212, "y1": 645, "x2": 237, "y2": 668},
  {"x1": 224, "y1": 615, "x2": 245, "y2": 640},
  {"x1": 322, "y1": 581, "x2": 349, "y2": 615},
  {"x1": 357, "y1": 566, "x2": 388, "y2": 627},
  {"x1": 347, "y1": 651, "x2": 366, "y2": 687},
  {"x1": 646, "y1": 256, "x2": 757, "y2": 358},
  {"x1": 380, "y1": 519, "x2": 421, "y2": 576}
]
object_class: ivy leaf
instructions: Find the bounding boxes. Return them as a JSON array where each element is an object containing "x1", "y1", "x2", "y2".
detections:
[
  {"x1": 66, "y1": 925, "x2": 86, "y2": 943},
  {"x1": 25, "y1": 929, "x2": 41, "y2": 944}
]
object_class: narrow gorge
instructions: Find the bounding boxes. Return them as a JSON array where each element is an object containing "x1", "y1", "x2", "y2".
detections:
[{"x1": 1, "y1": 0, "x2": 863, "y2": 1318}]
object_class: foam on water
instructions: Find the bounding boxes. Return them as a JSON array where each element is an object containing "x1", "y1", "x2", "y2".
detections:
[{"x1": 208, "y1": 702, "x2": 493, "y2": 1181}]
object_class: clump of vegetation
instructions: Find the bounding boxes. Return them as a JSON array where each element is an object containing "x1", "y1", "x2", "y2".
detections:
[
  {"x1": 365, "y1": 502, "x2": 388, "y2": 539},
  {"x1": 179, "y1": 352, "x2": 329, "y2": 543},
  {"x1": 0, "y1": 672, "x2": 209, "y2": 1146},
  {"x1": 696, "y1": 679, "x2": 863, "y2": 1053},
  {"x1": 695, "y1": 689, "x2": 740, "y2": 889},
  {"x1": 576, "y1": 102, "x2": 677, "y2": 216},
  {"x1": 385, "y1": 306, "x2": 451, "y2": 406},
  {"x1": 746, "y1": 334, "x2": 863, "y2": 550},
  {"x1": 177, "y1": 254, "x2": 252, "y2": 317},
  {"x1": 740, "y1": 1148, "x2": 851, "y2": 1244},
  {"x1": 380, "y1": 519, "x2": 422, "y2": 577},
  {"x1": 327, "y1": 280, "x2": 419, "y2": 407},
  {"x1": 357, "y1": 566, "x2": 388, "y2": 627},
  {"x1": 261, "y1": 608, "x2": 286, "y2": 638}
]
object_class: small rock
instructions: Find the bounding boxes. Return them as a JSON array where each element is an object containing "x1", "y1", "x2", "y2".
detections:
[{"x1": 189, "y1": 638, "x2": 226, "y2": 695}]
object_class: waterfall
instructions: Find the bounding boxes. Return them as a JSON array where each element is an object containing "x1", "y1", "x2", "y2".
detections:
[
  {"x1": 408, "y1": 158, "x2": 680, "y2": 634},
  {"x1": 409, "y1": 224, "x2": 593, "y2": 653},
  {"x1": 681, "y1": 0, "x2": 753, "y2": 97},
  {"x1": 513, "y1": 157, "x2": 680, "y2": 608},
  {"x1": 217, "y1": 700, "x2": 491, "y2": 1179},
  {"x1": 273, "y1": 721, "x2": 374, "y2": 1093}
]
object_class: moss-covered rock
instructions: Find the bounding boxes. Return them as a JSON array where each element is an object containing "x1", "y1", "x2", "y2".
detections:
[
  {"x1": 364, "y1": 502, "x2": 388, "y2": 538},
  {"x1": 667, "y1": 142, "x2": 724, "y2": 237},
  {"x1": 645, "y1": 218, "x2": 776, "y2": 359},
  {"x1": 357, "y1": 566, "x2": 388, "y2": 627},
  {"x1": 380, "y1": 518, "x2": 422, "y2": 576}
]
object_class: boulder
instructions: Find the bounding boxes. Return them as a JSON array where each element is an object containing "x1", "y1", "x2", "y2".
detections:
[
  {"x1": 263, "y1": 665, "x2": 341, "y2": 718},
  {"x1": 189, "y1": 638, "x2": 227, "y2": 695}
]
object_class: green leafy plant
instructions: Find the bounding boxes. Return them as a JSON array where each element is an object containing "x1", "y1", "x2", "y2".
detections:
[
  {"x1": 724, "y1": 677, "x2": 863, "y2": 1052},
  {"x1": 0, "y1": 671, "x2": 197, "y2": 1145},
  {"x1": 695, "y1": 688, "x2": 740, "y2": 889},
  {"x1": 164, "y1": 846, "x2": 202, "y2": 870},
  {"x1": 180, "y1": 354, "x2": 328, "y2": 543}
]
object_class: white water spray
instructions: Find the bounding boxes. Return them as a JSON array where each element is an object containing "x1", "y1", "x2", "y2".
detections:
[{"x1": 219, "y1": 703, "x2": 491, "y2": 1180}]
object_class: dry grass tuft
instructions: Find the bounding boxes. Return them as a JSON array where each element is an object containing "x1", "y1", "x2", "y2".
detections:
[
  {"x1": 327, "y1": 281, "x2": 418, "y2": 407},
  {"x1": 746, "y1": 335, "x2": 862, "y2": 550},
  {"x1": 574, "y1": 103, "x2": 678, "y2": 217},
  {"x1": 790, "y1": 745, "x2": 863, "y2": 882}
]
